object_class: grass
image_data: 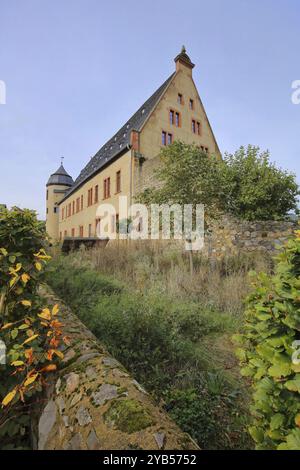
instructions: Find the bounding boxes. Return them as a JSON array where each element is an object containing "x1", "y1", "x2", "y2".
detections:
[{"x1": 46, "y1": 242, "x2": 271, "y2": 449}]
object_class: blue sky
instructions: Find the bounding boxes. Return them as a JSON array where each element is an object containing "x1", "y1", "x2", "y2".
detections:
[{"x1": 0, "y1": 0, "x2": 299, "y2": 217}]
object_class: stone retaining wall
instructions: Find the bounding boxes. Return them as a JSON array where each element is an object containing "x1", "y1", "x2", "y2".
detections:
[
  {"x1": 203, "y1": 216, "x2": 297, "y2": 258},
  {"x1": 35, "y1": 287, "x2": 199, "y2": 450}
]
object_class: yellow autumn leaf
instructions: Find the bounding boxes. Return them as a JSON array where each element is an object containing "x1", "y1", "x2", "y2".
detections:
[
  {"x1": 21, "y1": 273, "x2": 30, "y2": 284},
  {"x1": 295, "y1": 414, "x2": 300, "y2": 427},
  {"x1": 2, "y1": 389, "x2": 17, "y2": 407},
  {"x1": 15, "y1": 263, "x2": 22, "y2": 272},
  {"x1": 35, "y1": 262, "x2": 42, "y2": 271},
  {"x1": 1, "y1": 322, "x2": 13, "y2": 330},
  {"x1": 53, "y1": 350, "x2": 64, "y2": 359},
  {"x1": 9, "y1": 276, "x2": 18, "y2": 288},
  {"x1": 0, "y1": 248, "x2": 8, "y2": 256},
  {"x1": 38, "y1": 308, "x2": 51, "y2": 320},
  {"x1": 24, "y1": 373, "x2": 39, "y2": 387},
  {"x1": 21, "y1": 300, "x2": 32, "y2": 307},
  {"x1": 11, "y1": 360, "x2": 24, "y2": 367},
  {"x1": 23, "y1": 334, "x2": 38, "y2": 345},
  {"x1": 52, "y1": 304, "x2": 59, "y2": 316}
]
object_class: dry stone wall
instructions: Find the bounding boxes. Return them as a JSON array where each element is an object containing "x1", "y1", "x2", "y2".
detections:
[
  {"x1": 203, "y1": 216, "x2": 297, "y2": 258},
  {"x1": 34, "y1": 286, "x2": 199, "y2": 450}
]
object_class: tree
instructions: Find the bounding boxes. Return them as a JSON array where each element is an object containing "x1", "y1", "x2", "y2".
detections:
[
  {"x1": 222, "y1": 146, "x2": 299, "y2": 221},
  {"x1": 137, "y1": 141, "x2": 224, "y2": 217},
  {"x1": 137, "y1": 143, "x2": 299, "y2": 221}
]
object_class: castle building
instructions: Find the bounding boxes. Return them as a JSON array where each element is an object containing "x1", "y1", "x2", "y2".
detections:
[{"x1": 46, "y1": 47, "x2": 220, "y2": 241}]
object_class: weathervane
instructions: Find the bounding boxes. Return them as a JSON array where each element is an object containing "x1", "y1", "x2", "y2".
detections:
[{"x1": 60, "y1": 156, "x2": 64, "y2": 165}]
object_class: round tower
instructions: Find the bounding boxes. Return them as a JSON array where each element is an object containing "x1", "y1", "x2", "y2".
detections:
[{"x1": 46, "y1": 163, "x2": 73, "y2": 242}]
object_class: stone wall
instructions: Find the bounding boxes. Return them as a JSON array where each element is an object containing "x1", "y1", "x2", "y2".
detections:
[
  {"x1": 203, "y1": 216, "x2": 297, "y2": 258},
  {"x1": 34, "y1": 287, "x2": 199, "y2": 450}
]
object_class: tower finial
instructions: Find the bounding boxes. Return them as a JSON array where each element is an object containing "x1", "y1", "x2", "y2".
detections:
[
  {"x1": 181, "y1": 45, "x2": 186, "y2": 54},
  {"x1": 60, "y1": 156, "x2": 64, "y2": 166}
]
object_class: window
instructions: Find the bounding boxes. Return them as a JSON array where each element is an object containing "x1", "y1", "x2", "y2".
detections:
[
  {"x1": 95, "y1": 218, "x2": 101, "y2": 236},
  {"x1": 177, "y1": 93, "x2": 183, "y2": 105},
  {"x1": 116, "y1": 213, "x2": 119, "y2": 233},
  {"x1": 79, "y1": 225, "x2": 84, "y2": 237},
  {"x1": 68, "y1": 203, "x2": 71, "y2": 217},
  {"x1": 46, "y1": 208, "x2": 48, "y2": 214},
  {"x1": 59, "y1": 232, "x2": 62, "y2": 241},
  {"x1": 116, "y1": 171, "x2": 121, "y2": 193},
  {"x1": 88, "y1": 188, "x2": 93, "y2": 206},
  {"x1": 81, "y1": 195, "x2": 83, "y2": 211},
  {"x1": 189, "y1": 99, "x2": 194, "y2": 110},
  {"x1": 62, "y1": 207, "x2": 64, "y2": 220},
  {"x1": 162, "y1": 131, "x2": 172, "y2": 146},
  {"x1": 104, "y1": 177, "x2": 111, "y2": 199},
  {"x1": 205, "y1": 147, "x2": 209, "y2": 153},
  {"x1": 192, "y1": 119, "x2": 201, "y2": 135},
  {"x1": 169, "y1": 110, "x2": 174, "y2": 125},
  {"x1": 175, "y1": 112, "x2": 180, "y2": 127},
  {"x1": 88, "y1": 224, "x2": 92, "y2": 237},
  {"x1": 46, "y1": 190, "x2": 48, "y2": 201},
  {"x1": 72, "y1": 201, "x2": 75, "y2": 215},
  {"x1": 95, "y1": 185, "x2": 99, "y2": 203},
  {"x1": 76, "y1": 197, "x2": 80, "y2": 213},
  {"x1": 71, "y1": 228, "x2": 75, "y2": 237},
  {"x1": 192, "y1": 119, "x2": 196, "y2": 133},
  {"x1": 64, "y1": 230, "x2": 67, "y2": 238},
  {"x1": 54, "y1": 207, "x2": 57, "y2": 214}
]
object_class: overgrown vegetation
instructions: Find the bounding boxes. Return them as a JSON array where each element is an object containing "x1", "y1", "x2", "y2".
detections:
[
  {"x1": 47, "y1": 243, "x2": 269, "y2": 449},
  {"x1": 235, "y1": 231, "x2": 300, "y2": 449},
  {"x1": 0, "y1": 207, "x2": 65, "y2": 449},
  {"x1": 137, "y1": 143, "x2": 299, "y2": 221}
]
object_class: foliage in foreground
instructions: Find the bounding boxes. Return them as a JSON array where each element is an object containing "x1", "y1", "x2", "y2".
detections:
[
  {"x1": 47, "y1": 252, "x2": 251, "y2": 449},
  {"x1": 235, "y1": 231, "x2": 300, "y2": 449},
  {"x1": 137, "y1": 142, "x2": 299, "y2": 221},
  {"x1": 0, "y1": 208, "x2": 65, "y2": 449}
]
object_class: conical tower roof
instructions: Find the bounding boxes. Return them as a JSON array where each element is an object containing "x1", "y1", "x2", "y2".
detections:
[{"x1": 47, "y1": 164, "x2": 74, "y2": 187}]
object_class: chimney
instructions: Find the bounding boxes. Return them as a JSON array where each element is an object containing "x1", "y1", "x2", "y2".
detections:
[{"x1": 174, "y1": 46, "x2": 195, "y2": 75}]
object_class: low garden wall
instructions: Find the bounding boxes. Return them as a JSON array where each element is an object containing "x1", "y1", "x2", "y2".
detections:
[{"x1": 34, "y1": 286, "x2": 199, "y2": 450}]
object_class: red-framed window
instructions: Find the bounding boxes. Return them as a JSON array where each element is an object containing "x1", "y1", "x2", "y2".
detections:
[{"x1": 116, "y1": 171, "x2": 121, "y2": 193}]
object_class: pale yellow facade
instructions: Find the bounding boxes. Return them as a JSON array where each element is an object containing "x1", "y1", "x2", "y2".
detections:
[
  {"x1": 46, "y1": 48, "x2": 220, "y2": 242},
  {"x1": 58, "y1": 150, "x2": 132, "y2": 239}
]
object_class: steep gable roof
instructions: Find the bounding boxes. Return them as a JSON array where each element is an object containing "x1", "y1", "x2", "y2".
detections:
[{"x1": 61, "y1": 72, "x2": 175, "y2": 202}]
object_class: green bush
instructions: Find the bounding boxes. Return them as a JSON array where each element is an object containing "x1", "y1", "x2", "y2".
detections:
[
  {"x1": 235, "y1": 231, "x2": 300, "y2": 449},
  {"x1": 0, "y1": 208, "x2": 63, "y2": 449}
]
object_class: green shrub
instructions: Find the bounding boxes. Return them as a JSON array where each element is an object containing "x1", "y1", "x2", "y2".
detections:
[
  {"x1": 235, "y1": 231, "x2": 300, "y2": 449},
  {"x1": 0, "y1": 208, "x2": 64, "y2": 449}
]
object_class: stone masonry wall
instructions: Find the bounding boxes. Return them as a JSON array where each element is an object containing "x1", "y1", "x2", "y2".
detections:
[
  {"x1": 203, "y1": 216, "x2": 297, "y2": 258},
  {"x1": 34, "y1": 286, "x2": 199, "y2": 450}
]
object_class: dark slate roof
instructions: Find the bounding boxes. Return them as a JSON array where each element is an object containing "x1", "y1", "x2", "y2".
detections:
[
  {"x1": 60, "y1": 72, "x2": 175, "y2": 202},
  {"x1": 47, "y1": 164, "x2": 74, "y2": 187}
]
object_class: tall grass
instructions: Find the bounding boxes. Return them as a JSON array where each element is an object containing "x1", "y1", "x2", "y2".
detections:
[{"x1": 47, "y1": 242, "x2": 270, "y2": 449}]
